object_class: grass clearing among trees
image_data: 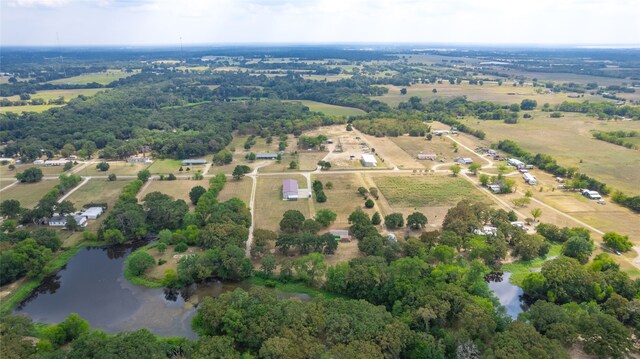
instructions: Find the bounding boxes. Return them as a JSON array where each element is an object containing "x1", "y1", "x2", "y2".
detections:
[{"x1": 373, "y1": 174, "x2": 486, "y2": 207}]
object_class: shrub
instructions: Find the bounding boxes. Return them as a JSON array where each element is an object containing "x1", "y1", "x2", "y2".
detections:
[
  {"x1": 127, "y1": 251, "x2": 155, "y2": 276},
  {"x1": 365, "y1": 199, "x2": 375, "y2": 208},
  {"x1": 175, "y1": 242, "x2": 188, "y2": 253}
]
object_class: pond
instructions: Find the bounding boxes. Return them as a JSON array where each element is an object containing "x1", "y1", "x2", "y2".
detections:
[
  {"x1": 14, "y1": 243, "x2": 309, "y2": 339},
  {"x1": 487, "y1": 272, "x2": 526, "y2": 318}
]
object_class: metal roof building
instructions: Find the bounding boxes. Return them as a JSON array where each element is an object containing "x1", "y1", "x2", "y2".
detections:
[{"x1": 283, "y1": 179, "x2": 299, "y2": 200}]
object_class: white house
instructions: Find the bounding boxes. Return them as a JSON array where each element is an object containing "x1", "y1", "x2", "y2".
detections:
[
  {"x1": 33, "y1": 160, "x2": 45, "y2": 165},
  {"x1": 523, "y1": 172, "x2": 537, "y2": 185},
  {"x1": 488, "y1": 184, "x2": 501, "y2": 193},
  {"x1": 45, "y1": 159, "x2": 70, "y2": 166},
  {"x1": 473, "y1": 226, "x2": 498, "y2": 236},
  {"x1": 361, "y1": 154, "x2": 377, "y2": 167},
  {"x1": 417, "y1": 153, "x2": 437, "y2": 160},
  {"x1": 81, "y1": 207, "x2": 104, "y2": 219},
  {"x1": 48, "y1": 215, "x2": 88, "y2": 227}
]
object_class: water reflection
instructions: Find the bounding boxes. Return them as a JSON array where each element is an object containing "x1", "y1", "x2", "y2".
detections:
[
  {"x1": 15, "y1": 243, "x2": 311, "y2": 339},
  {"x1": 487, "y1": 272, "x2": 526, "y2": 318}
]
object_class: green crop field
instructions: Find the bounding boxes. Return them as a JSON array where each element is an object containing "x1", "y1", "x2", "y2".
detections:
[
  {"x1": 458, "y1": 112, "x2": 640, "y2": 195},
  {"x1": 46, "y1": 69, "x2": 137, "y2": 85},
  {"x1": 285, "y1": 100, "x2": 365, "y2": 116},
  {"x1": 373, "y1": 174, "x2": 487, "y2": 207}
]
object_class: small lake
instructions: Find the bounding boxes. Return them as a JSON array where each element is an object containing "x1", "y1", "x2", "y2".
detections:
[
  {"x1": 15, "y1": 243, "x2": 309, "y2": 339},
  {"x1": 487, "y1": 272, "x2": 525, "y2": 318}
]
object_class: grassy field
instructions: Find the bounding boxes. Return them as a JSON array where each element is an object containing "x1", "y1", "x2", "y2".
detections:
[
  {"x1": 373, "y1": 174, "x2": 488, "y2": 207},
  {"x1": 1, "y1": 180, "x2": 59, "y2": 208},
  {"x1": 1, "y1": 88, "x2": 105, "y2": 103},
  {"x1": 46, "y1": 69, "x2": 136, "y2": 85},
  {"x1": 286, "y1": 100, "x2": 366, "y2": 116},
  {"x1": 139, "y1": 179, "x2": 204, "y2": 204},
  {"x1": 301, "y1": 74, "x2": 353, "y2": 82},
  {"x1": 75, "y1": 161, "x2": 150, "y2": 176},
  {"x1": 502, "y1": 244, "x2": 563, "y2": 286},
  {"x1": 458, "y1": 112, "x2": 640, "y2": 195},
  {"x1": 1, "y1": 163, "x2": 68, "y2": 178},
  {"x1": 0, "y1": 104, "x2": 64, "y2": 114},
  {"x1": 312, "y1": 173, "x2": 376, "y2": 228},
  {"x1": 66, "y1": 179, "x2": 130, "y2": 208},
  {"x1": 218, "y1": 178, "x2": 253, "y2": 204},
  {"x1": 373, "y1": 82, "x2": 607, "y2": 107},
  {"x1": 254, "y1": 175, "x2": 310, "y2": 231},
  {"x1": 389, "y1": 135, "x2": 479, "y2": 169},
  {"x1": 146, "y1": 159, "x2": 186, "y2": 174}
]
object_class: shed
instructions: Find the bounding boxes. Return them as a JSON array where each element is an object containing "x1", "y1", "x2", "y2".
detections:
[
  {"x1": 417, "y1": 153, "x2": 437, "y2": 160},
  {"x1": 283, "y1": 179, "x2": 299, "y2": 201},
  {"x1": 81, "y1": 207, "x2": 104, "y2": 219},
  {"x1": 361, "y1": 154, "x2": 377, "y2": 167},
  {"x1": 329, "y1": 230, "x2": 351, "y2": 242},
  {"x1": 488, "y1": 184, "x2": 501, "y2": 193},
  {"x1": 182, "y1": 159, "x2": 207, "y2": 166},
  {"x1": 256, "y1": 153, "x2": 278, "y2": 160}
]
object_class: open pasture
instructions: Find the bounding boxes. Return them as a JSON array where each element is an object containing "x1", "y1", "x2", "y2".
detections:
[
  {"x1": 373, "y1": 82, "x2": 607, "y2": 107},
  {"x1": 0, "y1": 180, "x2": 59, "y2": 208},
  {"x1": 254, "y1": 175, "x2": 310, "y2": 232},
  {"x1": 146, "y1": 159, "x2": 185, "y2": 175},
  {"x1": 46, "y1": 69, "x2": 136, "y2": 85},
  {"x1": 312, "y1": 173, "x2": 376, "y2": 228},
  {"x1": 138, "y1": 179, "x2": 203, "y2": 205},
  {"x1": 458, "y1": 112, "x2": 640, "y2": 195},
  {"x1": 217, "y1": 178, "x2": 253, "y2": 204},
  {"x1": 75, "y1": 161, "x2": 150, "y2": 177},
  {"x1": 66, "y1": 179, "x2": 130, "y2": 209},
  {"x1": 0, "y1": 163, "x2": 66, "y2": 177},
  {"x1": 286, "y1": 100, "x2": 365, "y2": 116},
  {"x1": 0, "y1": 104, "x2": 64, "y2": 114}
]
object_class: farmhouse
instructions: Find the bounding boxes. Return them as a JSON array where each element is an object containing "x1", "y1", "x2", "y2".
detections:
[
  {"x1": 81, "y1": 207, "x2": 104, "y2": 219},
  {"x1": 488, "y1": 184, "x2": 502, "y2": 193},
  {"x1": 33, "y1": 160, "x2": 45, "y2": 165},
  {"x1": 361, "y1": 153, "x2": 377, "y2": 167},
  {"x1": 48, "y1": 215, "x2": 87, "y2": 227},
  {"x1": 432, "y1": 130, "x2": 450, "y2": 136},
  {"x1": 473, "y1": 226, "x2": 498, "y2": 236},
  {"x1": 329, "y1": 230, "x2": 351, "y2": 242},
  {"x1": 182, "y1": 159, "x2": 207, "y2": 166},
  {"x1": 255, "y1": 153, "x2": 279, "y2": 160},
  {"x1": 417, "y1": 153, "x2": 437, "y2": 160},
  {"x1": 282, "y1": 179, "x2": 299, "y2": 201},
  {"x1": 508, "y1": 158, "x2": 525, "y2": 168},
  {"x1": 456, "y1": 157, "x2": 473, "y2": 165},
  {"x1": 127, "y1": 157, "x2": 153, "y2": 164},
  {"x1": 45, "y1": 159, "x2": 70, "y2": 166}
]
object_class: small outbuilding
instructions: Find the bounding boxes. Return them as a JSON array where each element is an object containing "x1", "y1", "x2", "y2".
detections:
[
  {"x1": 417, "y1": 153, "x2": 437, "y2": 160},
  {"x1": 45, "y1": 159, "x2": 70, "y2": 166},
  {"x1": 81, "y1": 207, "x2": 104, "y2": 219},
  {"x1": 255, "y1": 153, "x2": 278, "y2": 160},
  {"x1": 361, "y1": 154, "x2": 377, "y2": 167},
  {"x1": 283, "y1": 179, "x2": 299, "y2": 201},
  {"x1": 182, "y1": 159, "x2": 207, "y2": 166},
  {"x1": 329, "y1": 230, "x2": 351, "y2": 242}
]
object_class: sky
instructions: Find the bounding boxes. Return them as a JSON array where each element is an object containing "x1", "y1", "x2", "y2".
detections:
[{"x1": 1, "y1": 0, "x2": 639, "y2": 46}]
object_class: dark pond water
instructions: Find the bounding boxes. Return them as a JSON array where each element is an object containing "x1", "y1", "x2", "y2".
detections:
[
  {"x1": 14, "y1": 243, "x2": 309, "y2": 339},
  {"x1": 487, "y1": 272, "x2": 526, "y2": 318}
]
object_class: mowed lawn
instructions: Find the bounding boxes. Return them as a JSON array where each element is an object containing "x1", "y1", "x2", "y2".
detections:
[
  {"x1": 46, "y1": 69, "x2": 137, "y2": 85},
  {"x1": 373, "y1": 174, "x2": 487, "y2": 207},
  {"x1": 285, "y1": 100, "x2": 366, "y2": 116},
  {"x1": 0, "y1": 164, "x2": 66, "y2": 177},
  {"x1": 66, "y1": 179, "x2": 130, "y2": 208},
  {"x1": 139, "y1": 179, "x2": 205, "y2": 204},
  {"x1": 254, "y1": 175, "x2": 310, "y2": 232},
  {"x1": 218, "y1": 178, "x2": 252, "y2": 204},
  {"x1": 146, "y1": 159, "x2": 186, "y2": 174},
  {"x1": 458, "y1": 112, "x2": 640, "y2": 195},
  {"x1": 1, "y1": 180, "x2": 59, "y2": 208},
  {"x1": 75, "y1": 162, "x2": 151, "y2": 177}
]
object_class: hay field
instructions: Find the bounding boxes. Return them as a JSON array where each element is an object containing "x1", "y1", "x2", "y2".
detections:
[
  {"x1": 311, "y1": 173, "x2": 376, "y2": 228},
  {"x1": 218, "y1": 178, "x2": 253, "y2": 204},
  {"x1": 75, "y1": 161, "x2": 151, "y2": 176},
  {"x1": 286, "y1": 100, "x2": 365, "y2": 116},
  {"x1": 373, "y1": 83, "x2": 607, "y2": 107},
  {"x1": 46, "y1": 69, "x2": 136, "y2": 85},
  {"x1": 1, "y1": 180, "x2": 59, "y2": 208},
  {"x1": 458, "y1": 112, "x2": 640, "y2": 195},
  {"x1": 66, "y1": 179, "x2": 130, "y2": 208},
  {"x1": 138, "y1": 179, "x2": 203, "y2": 205}
]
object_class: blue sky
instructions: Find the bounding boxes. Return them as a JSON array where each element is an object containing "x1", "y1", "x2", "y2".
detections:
[{"x1": 1, "y1": 0, "x2": 639, "y2": 46}]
